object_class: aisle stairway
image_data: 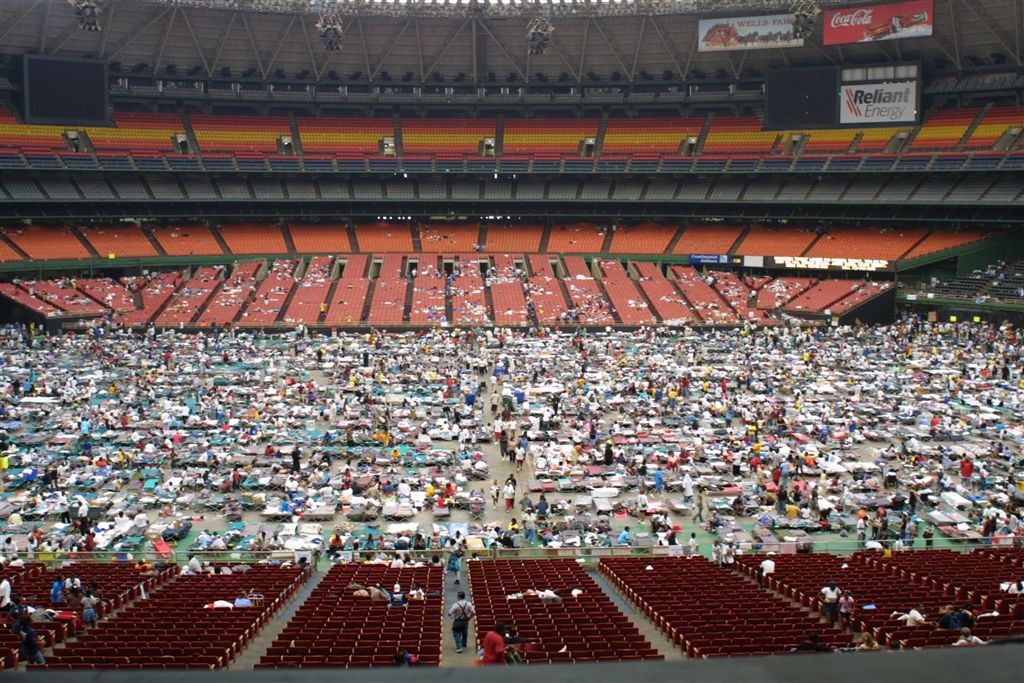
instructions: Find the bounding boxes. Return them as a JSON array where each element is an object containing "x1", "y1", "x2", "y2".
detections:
[{"x1": 229, "y1": 571, "x2": 327, "y2": 670}]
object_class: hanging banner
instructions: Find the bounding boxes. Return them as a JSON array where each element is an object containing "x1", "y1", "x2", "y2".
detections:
[
  {"x1": 823, "y1": 0, "x2": 934, "y2": 45},
  {"x1": 697, "y1": 14, "x2": 805, "y2": 52}
]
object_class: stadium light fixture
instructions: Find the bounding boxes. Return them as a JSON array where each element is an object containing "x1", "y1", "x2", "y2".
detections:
[
  {"x1": 69, "y1": 0, "x2": 102, "y2": 31},
  {"x1": 315, "y1": 9, "x2": 344, "y2": 51},
  {"x1": 526, "y1": 15, "x2": 554, "y2": 55},
  {"x1": 791, "y1": 0, "x2": 820, "y2": 40}
]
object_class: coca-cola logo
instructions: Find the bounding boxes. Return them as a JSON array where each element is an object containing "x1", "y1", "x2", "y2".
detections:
[{"x1": 830, "y1": 9, "x2": 874, "y2": 27}]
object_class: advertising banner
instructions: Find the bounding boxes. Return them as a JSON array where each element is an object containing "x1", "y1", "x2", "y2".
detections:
[
  {"x1": 697, "y1": 14, "x2": 804, "y2": 52},
  {"x1": 823, "y1": 0, "x2": 934, "y2": 45},
  {"x1": 689, "y1": 254, "x2": 730, "y2": 265},
  {"x1": 770, "y1": 256, "x2": 894, "y2": 272},
  {"x1": 839, "y1": 80, "x2": 918, "y2": 124}
]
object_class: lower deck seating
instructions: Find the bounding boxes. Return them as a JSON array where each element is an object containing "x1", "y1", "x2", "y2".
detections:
[
  {"x1": 154, "y1": 266, "x2": 224, "y2": 327},
  {"x1": 240, "y1": 260, "x2": 297, "y2": 326},
  {"x1": 732, "y1": 552, "x2": 985, "y2": 647},
  {"x1": 197, "y1": 262, "x2": 261, "y2": 327},
  {"x1": 669, "y1": 266, "x2": 738, "y2": 324},
  {"x1": 863, "y1": 549, "x2": 1024, "y2": 621},
  {"x1": 257, "y1": 564, "x2": 443, "y2": 668},
  {"x1": 114, "y1": 272, "x2": 183, "y2": 326},
  {"x1": 783, "y1": 280, "x2": 863, "y2": 314},
  {"x1": 284, "y1": 255, "x2": 335, "y2": 325},
  {"x1": 1, "y1": 562, "x2": 175, "y2": 669},
  {"x1": 632, "y1": 262, "x2": 696, "y2": 325},
  {"x1": 599, "y1": 260, "x2": 656, "y2": 325},
  {"x1": 34, "y1": 564, "x2": 308, "y2": 670},
  {"x1": 76, "y1": 278, "x2": 138, "y2": 313},
  {"x1": 470, "y1": 559, "x2": 661, "y2": 664},
  {"x1": 601, "y1": 557, "x2": 852, "y2": 658}
]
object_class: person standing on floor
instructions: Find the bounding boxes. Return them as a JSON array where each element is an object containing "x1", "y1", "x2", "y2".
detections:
[
  {"x1": 502, "y1": 481, "x2": 516, "y2": 513},
  {"x1": 447, "y1": 549, "x2": 463, "y2": 585},
  {"x1": 448, "y1": 591, "x2": 475, "y2": 654}
]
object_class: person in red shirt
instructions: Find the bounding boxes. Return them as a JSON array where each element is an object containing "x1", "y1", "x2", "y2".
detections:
[
  {"x1": 960, "y1": 459, "x2": 974, "y2": 481},
  {"x1": 481, "y1": 622, "x2": 507, "y2": 665}
]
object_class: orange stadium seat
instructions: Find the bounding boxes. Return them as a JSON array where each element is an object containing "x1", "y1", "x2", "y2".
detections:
[
  {"x1": 546, "y1": 223, "x2": 606, "y2": 253},
  {"x1": 607, "y1": 223, "x2": 677, "y2": 254},
  {"x1": 0, "y1": 236, "x2": 23, "y2": 262},
  {"x1": 805, "y1": 226, "x2": 928, "y2": 260},
  {"x1": 401, "y1": 118, "x2": 495, "y2": 155},
  {"x1": 2, "y1": 226, "x2": 91, "y2": 260},
  {"x1": 964, "y1": 106, "x2": 1024, "y2": 151},
  {"x1": 800, "y1": 128, "x2": 859, "y2": 153},
  {"x1": 902, "y1": 229, "x2": 989, "y2": 260},
  {"x1": 503, "y1": 119, "x2": 599, "y2": 155},
  {"x1": 79, "y1": 224, "x2": 158, "y2": 258},
  {"x1": 855, "y1": 126, "x2": 911, "y2": 152},
  {"x1": 673, "y1": 224, "x2": 744, "y2": 255},
  {"x1": 484, "y1": 223, "x2": 544, "y2": 253},
  {"x1": 217, "y1": 223, "x2": 287, "y2": 255},
  {"x1": 151, "y1": 223, "x2": 224, "y2": 256},
  {"x1": 297, "y1": 117, "x2": 394, "y2": 154},
  {"x1": 602, "y1": 118, "x2": 704, "y2": 154},
  {"x1": 288, "y1": 223, "x2": 352, "y2": 253},
  {"x1": 418, "y1": 223, "x2": 480, "y2": 252},
  {"x1": 189, "y1": 114, "x2": 291, "y2": 153},
  {"x1": 735, "y1": 225, "x2": 818, "y2": 257},
  {"x1": 353, "y1": 222, "x2": 414, "y2": 253},
  {"x1": 87, "y1": 113, "x2": 184, "y2": 153},
  {"x1": 910, "y1": 108, "x2": 983, "y2": 151},
  {"x1": 702, "y1": 116, "x2": 779, "y2": 155}
]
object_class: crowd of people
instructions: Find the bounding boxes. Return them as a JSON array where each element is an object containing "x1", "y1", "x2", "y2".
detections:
[
  {"x1": 0, "y1": 315, "x2": 1019, "y2": 666},
  {"x1": 0, "y1": 317, "x2": 1020, "y2": 565}
]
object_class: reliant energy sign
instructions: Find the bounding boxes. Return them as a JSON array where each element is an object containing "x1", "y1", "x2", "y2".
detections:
[{"x1": 840, "y1": 80, "x2": 918, "y2": 124}]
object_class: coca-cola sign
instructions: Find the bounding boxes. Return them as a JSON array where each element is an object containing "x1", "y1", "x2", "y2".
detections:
[{"x1": 823, "y1": 0, "x2": 933, "y2": 45}]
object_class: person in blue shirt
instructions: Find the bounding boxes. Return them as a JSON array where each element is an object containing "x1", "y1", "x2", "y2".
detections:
[
  {"x1": 653, "y1": 469, "x2": 664, "y2": 494},
  {"x1": 233, "y1": 594, "x2": 253, "y2": 608},
  {"x1": 49, "y1": 578, "x2": 65, "y2": 604},
  {"x1": 616, "y1": 527, "x2": 632, "y2": 546}
]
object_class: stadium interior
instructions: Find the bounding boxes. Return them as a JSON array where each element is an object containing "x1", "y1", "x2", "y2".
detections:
[{"x1": 0, "y1": 0, "x2": 1022, "y2": 677}]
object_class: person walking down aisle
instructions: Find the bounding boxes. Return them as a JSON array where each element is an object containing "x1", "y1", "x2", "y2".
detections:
[{"x1": 448, "y1": 591, "x2": 475, "y2": 654}]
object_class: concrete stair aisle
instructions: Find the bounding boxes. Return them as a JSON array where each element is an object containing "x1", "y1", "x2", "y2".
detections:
[
  {"x1": 71, "y1": 227, "x2": 101, "y2": 259},
  {"x1": 588, "y1": 569, "x2": 685, "y2": 661},
  {"x1": 209, "y1": 224, "x2": 233, "y2": 255},
  {"x1": 229, "y1": 570, "x2": 327, "y2": 670},
  {"x1": 141, "y1": 225, "x2": 168, "y2": 256}
]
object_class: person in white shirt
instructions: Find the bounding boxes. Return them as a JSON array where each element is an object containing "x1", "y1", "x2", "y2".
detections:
[
  {"x1": 0, "y1": 576, "x2": 11, "y2": 608},
  {"x1": 821, "y1": 582, "x2": 841, "y2": 626},
  {"x1": 953, "y1": 627, "x2": 985, "y2": 646},
  {"x1": 758, "y1": 556, "x2": 776, "y2": 587},
  {"x1": 894, "y1": 603, "x2": 931, "y2": 627},
  {"x1": 187, "y1": 555, "x2": 202, "y2": 574}
]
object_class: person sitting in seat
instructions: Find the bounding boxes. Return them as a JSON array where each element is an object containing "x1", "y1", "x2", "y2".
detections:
[
  {"x1": 953, "y1": 627, "x2": 986, "y2": 647},
  {"x1": 795, "y1": 633, "x2": 832, "y2": 652},
  {"x1": 389, "y1": 584, "x2": 408, "y2": 607},
  {"x1": 233, "y1": 593, "x2": 253, "y2": 608},
  {"x1": 893, "y1": 603, "x2": 932, "y2": 627}
]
